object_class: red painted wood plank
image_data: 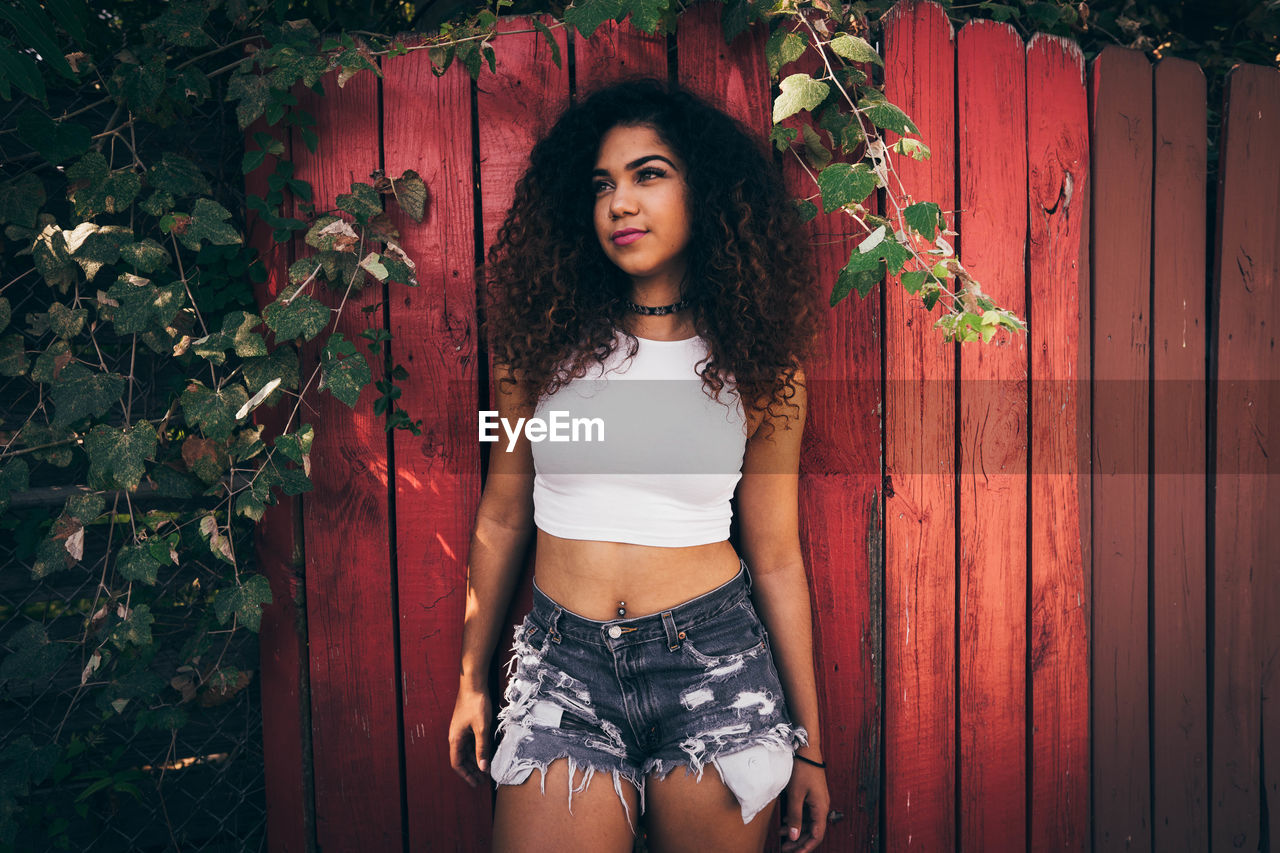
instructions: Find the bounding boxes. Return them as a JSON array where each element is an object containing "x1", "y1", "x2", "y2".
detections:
[
  {"x1": 1088, "y1": 44, "x2": 1153, "y2": 853},
  {"x1": 955, "y1": 19, "x2": 1027, "y2": 853},
  {"x1": 245, "y1": 113, "x2": 312, "y2": 853},
  {"x1": 676, "y1": 0, "x2": 770, "y2": 141},
  {"x1": 1211, "y1": 61, "x2": 1280, "y2": 853},
  {"x1": 574, "y1": 16, "x2": 666, "y2": 94},
  {"x1": 1150, "y1": 56, "x2": 1209, "y2": 853},
  {"x1": 1025, "y1": 32, "x2": 1089, "y2": 853},
  {"x1": 881, "y1": 2, "x2": 957, "y2": 850},
  {"x1": 380, "y1": 40, "x2": 490, "y2": 851},
  {"x1": 289, "y1": 70, "x2": 403, "y2": 852},
  {"x1": 776, "y1": 13, "x2": 884, "y2": 847}
]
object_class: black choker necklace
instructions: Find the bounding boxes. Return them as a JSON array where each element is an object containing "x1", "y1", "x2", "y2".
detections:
[{"x1": 625, "y1": 298, "x2": 690, "y2": 316}]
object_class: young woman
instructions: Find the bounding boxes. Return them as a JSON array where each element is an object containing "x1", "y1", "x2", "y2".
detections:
[{"x1": 448, "y1": 77, "x2": 831, "y2": 853}]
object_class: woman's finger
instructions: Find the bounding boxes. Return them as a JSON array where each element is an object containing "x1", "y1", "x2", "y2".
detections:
[
  {"x1": 783, "y1": 785, "x2": 805, "y2": 844},
  {"x1": 474, "y1": 720, "x2": 491, "y2": 775}
]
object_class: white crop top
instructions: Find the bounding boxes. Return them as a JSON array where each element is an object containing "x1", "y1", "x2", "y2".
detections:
[{"x1": 530, "y1": 329, "x2": 748, "y2": 547}]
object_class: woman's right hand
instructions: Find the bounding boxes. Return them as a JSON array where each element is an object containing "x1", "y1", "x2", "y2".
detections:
[{"x1": 448, "y1": 683, "x2": 493, "y2": 787}]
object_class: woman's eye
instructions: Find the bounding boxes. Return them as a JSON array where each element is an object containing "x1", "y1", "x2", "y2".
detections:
[{"x1": 638, "y1": 167, "x2": 665, "y2": 181}]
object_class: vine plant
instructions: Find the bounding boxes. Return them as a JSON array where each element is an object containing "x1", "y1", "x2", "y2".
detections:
[{"x1": 0, "y1": 0, "x2": 1028, "y2": 845}]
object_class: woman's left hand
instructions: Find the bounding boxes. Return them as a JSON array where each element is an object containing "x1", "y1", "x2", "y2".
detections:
[{"x1": 781, "y1": 760, "x2": 830, "y2": 852}]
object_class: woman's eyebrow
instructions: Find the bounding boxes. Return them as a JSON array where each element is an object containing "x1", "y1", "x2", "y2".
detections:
[{"x1": 590, "y1": 155, "x2": 679, "y2": 177}]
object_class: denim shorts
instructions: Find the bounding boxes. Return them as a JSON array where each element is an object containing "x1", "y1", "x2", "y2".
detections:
[{"x1": 489, "y1": 558, "x2": 807, "y2": 830}]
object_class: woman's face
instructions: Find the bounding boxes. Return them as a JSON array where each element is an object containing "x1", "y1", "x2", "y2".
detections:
[{"x1": 591, "y1": 123, "x2": 693, "y2": 292}]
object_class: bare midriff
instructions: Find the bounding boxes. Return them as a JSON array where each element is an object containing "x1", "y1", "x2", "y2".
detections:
[{"x1": 533, "y1": 529, "x2": 743, "y2": 621}]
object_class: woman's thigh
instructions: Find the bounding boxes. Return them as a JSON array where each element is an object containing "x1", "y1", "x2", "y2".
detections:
[
  {"x1": 492, "y1": 757, "x2": 639, "y2": 853},
  {"x1": 643, "y1": 767, "x2": 775, "y2": 853}
]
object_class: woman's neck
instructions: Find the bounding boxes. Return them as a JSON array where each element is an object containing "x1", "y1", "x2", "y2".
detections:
[{"x1": 620, "y1": 314, "x2": 696, "y2": 342}]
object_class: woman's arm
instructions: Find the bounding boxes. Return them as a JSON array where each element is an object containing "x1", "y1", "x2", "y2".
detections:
[
  {"x1": 736, "y1": 368, "x2": 829, "y2": 851},
  {"x1": 449, "y1": 364, "x2": 536, "y2": 787}
]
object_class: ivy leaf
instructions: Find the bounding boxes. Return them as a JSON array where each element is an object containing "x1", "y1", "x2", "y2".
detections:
[
  {"x1": 817, "y1": 162, "x2": 877, "y2": 213},
  {"x1": 273, "y1": 423, "x2": 315, "y2": 468},
  {"x1": 191, "y1": 311, "x2": 267, "y2": 364},
  {"x1": 563, "y1": 0, "x2": 624, "y2": 39},
  {"x1": 180, "y1": 380, "x2": 249, "y2": 442},
  {"x1": 50, "y1": 364, "x2": 126, "y2": 429},
  {"x1": 263, "y1": 292, "x2": 330, "y2": 342},
  {"x1": 103, "y1": 277, "x2": 186, "y2": 336},
  {"x1": 904, "y1": 202, "x2": 942, "y2": 240},
  {"x1": 68, "y1": 224, "x2": 133, "y2": 282},
  {"x1": 829, "y1": 33, "x2": 883, "y2": 67},
  {"x1": 335, "y1": 183, "x2": 383, "y2": 224},
  {"x1": 769, "y1": 124, "x2": 797, "y2": 152},
  {"x1": 85, "y1": 420, "x2": 157, "y2": 491},
  {"x1": 213, "y1": 573, "x2": 273, "y2": 632},
  {"x1": 108, "y1": 604, "x2": 155, "y2": 650},
  {"x1": 165, "y1": 198, "x2": 242, "y2": 252},
  {"x1": 857, "y1": 97, "x2": 919, "y2": 135},
  {"x1": 622, "y1": 0, "x2": 667, "y2": 35},
  {"x1": 48, "y1": 303, "x2": 87, "y2": 339},
  {"x1": 146, "y1": 152, "x2": 212, "y2": 198},
  {"x1": 319, "y1": 332, "x2": 370, "y2": 408},
  {"x1": 0, "y1": 174, "x2": 48, "y2": 228},
  {"x1": 0, "y1": 624, "x2": 70, "y2": 687},
  {"x1": 115, "y1": 543, "x2": 162, "y2": 585},
  {"x1": 359, "y1": 252, "x2": 389, "y2": 282},
  {"x1": 530, "y1": 18, "x2": 562, "y2": 69},
  {"x1": 794, "y1": 198, "x2": 818, "y2": 223},
  {"x1": 0, "y1": 457, "x2": 30, "y2": 514},
  {"x1": 0, "y1": 334, "x2": 27, "y2": 377},
  {"x1": 817, "y1": 103, "x2": 865, "y2": 154},
  {"x1": 891, "y1": 138, "x2": 931, "y2": 161},
  {"x1": 119, "y1": 239, "x2": 171, "y2": 273},
  {"x1": 65, "y1": 151, "x2": 142, "y2": 217},
  {"x1": 181, "y1": 436, "x2": 228, "y2": 484},
  {"x1": 765, "y1": 29, "x2": 807, "y2": 78},
  {"x1": 242, "y1": 346, "x2": 300, "y2": 404},
  {"x1": 800, "y1": 123, "x2": 832, "y2": 170},
  {"x1": 390, "y1": 170, "x2": 427, "y2": 223},
  {"x1": 831, "y1": 264, "x2": 880, "y2": 306},
  {"x1": 773, "y1": 74, "x2": 829, "y2": 124},
  {"x1": 900, "y1": 269, "x2": 928, "y2": 294},
  {"x1": 226, "y1": 71, "x2": 270, "y2": 130},
  {"x1": 144, "y1": 0, "x2": 213, "y2": 47},
  {"x1": 140, "y1": 189, "x2": 176, "y2": 218}
]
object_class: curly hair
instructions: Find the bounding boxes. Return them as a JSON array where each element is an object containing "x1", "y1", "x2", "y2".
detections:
[{"x1": 481, "y1": 75, "x2": 825, "y2": 430}]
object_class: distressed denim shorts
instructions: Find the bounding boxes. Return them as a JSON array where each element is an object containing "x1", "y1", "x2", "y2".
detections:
[{"x1": 489, "y1": 558, "x2": 807, "y2": 830}]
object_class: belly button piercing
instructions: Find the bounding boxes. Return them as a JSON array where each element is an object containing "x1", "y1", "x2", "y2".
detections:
[{"x1": 617, "y1": 601, "x2": 626, "y2": 617}]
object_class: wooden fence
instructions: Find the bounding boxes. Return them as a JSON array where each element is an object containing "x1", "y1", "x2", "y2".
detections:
[{"x1": 242, "y1": 0, "x2": 1280, "y2": 849}]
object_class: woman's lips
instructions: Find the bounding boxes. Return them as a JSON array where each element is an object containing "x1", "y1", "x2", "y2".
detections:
[{"x1": 612, "y1": 231, "x2": 646, "y2": 246}]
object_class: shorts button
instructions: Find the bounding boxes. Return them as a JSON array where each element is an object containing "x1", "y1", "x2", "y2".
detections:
[{"x1": 608, "y1": 626, "x2": 623, "y2": 639}]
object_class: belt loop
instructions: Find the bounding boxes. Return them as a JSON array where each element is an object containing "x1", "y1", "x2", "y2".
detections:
[
  {"x1": 548, "y1": 606, "x2": 563, "y2": 644},
  {"x1": 661, "y1": 611, "x2": 681, "y2": 652}
]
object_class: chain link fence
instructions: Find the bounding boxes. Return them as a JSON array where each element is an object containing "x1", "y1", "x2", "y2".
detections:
[{"x1": 1, "y1": 271, "x2": 269, "y2": 851}]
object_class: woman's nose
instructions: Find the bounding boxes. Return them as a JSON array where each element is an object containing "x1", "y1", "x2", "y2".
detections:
[{"x1": 609, "y1": 184, "x2": 638, "y2": 218}]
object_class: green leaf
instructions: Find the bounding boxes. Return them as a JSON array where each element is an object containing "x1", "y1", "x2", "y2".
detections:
[
  {"x1": 0, "y1": 624, "x2": 70, "y2": 688},
  {"x1": 623, "y1": 0, "x2": 667, "y2": 35},
  {"x1": 165, "y1": 198, "x2": 242, "y2": 252},
  {"x1": 829, "y1": 33, "x2": 883, "y2": 66},
  {"x1": 817, "y1": 162, "x2": 877, "y2": 213},
  {"x1": 180, "y1": 381, "x2": 250, "y2": 442},
  {"x1": 66, "y1": 224, "x2": 133, "y2": 282},
  {"x1": 831, "y1": 265, "x2": 880, "y2": 306},
  {"x1": 857, "y1": 97, "x2": 919, "y2": 135},
  {"x1": 530, "y1": 17, "x2": 562, "y2": 69},
  {"x1": 794, "y1": 198, "x2": 818, "y2": 223},
  {"x1": 273, "y1": 423, "x2": 315, "y2": 466},
  {"x1": 65, "y1": 151, "x2": 142, "y2": 217},
  {"x1": 0, "y1": 296, "x2": 8, "y2": 332},
  {"x1": 391, "y1": 170, "x2": 427, "y2": 223},
  {"x1": 0, "y1": 173, "x2": 46, "y2": 228},
  {"x1": 50, "y1": 364, "x2": 126, "y2": 429},
  {"x1": 103, "y1": 278, "x2": 186, "y2": 336},
  {"x1": 11, "y1": 105, "x2": 74, "y2": 165},
  {"x1": 891, "y1": 138, "x2": 931, "y2": 160},
  {"x1": 191, "y1": 311, "x2": 267, "y2": 364},
  {"x1": 563, "y1": 0, "x2": 625, "y2": 38},
  {"x1": 0, "y1": 0, "x2": 76, "y2": 83},
  {"x1": 263, "y1": 292, "x2": 331, "y2": 342},
  {"x1": 145, "y1": 0, "x2": 213, "y2": 46},
  {"x1": 48, "y1": 303, "x2": 87, "y2": 339},
  {"x1": 773, "y1": 74, "x2": 829, "y2": 124},
  {"x1": 0, "y1": 457, "x2": 30, "y2": 514},
  {"x1": 146, "y1": 152, "x2": 212, "y2": 198},
  {"x1": 65, "y1": 493, "x2": 105, "y2": 524},
  {"x1": 242, "y1": 346, "x2": 300, "y2": 404},
  {"x1": 0, "y1": 334, "x2": 27, "y2": 377},
  {"x1": 904, "y1": 202, "x2": 942, "y2": 240},
  {"x1": 119, "y1": 239, "x2": 171, "y2": 274},
  {"x1": 817, "y1": 103, "x2": 865, "y2": 154},
  {"x1": 140, "y1": 189, "x2": 176, "y2": 217},
  {"x1": 769, "y1": 124, "x2": 797, "y2": 152},
  {"x1": 213, "y1": 573, "x2": 272, "y2": 632},
  {"x1": 0, "y1": 34, "x2": 48, "y2": 102},
  {"x1": 799, "y1": 123, "x2": 831, "y2": 169},
  {"x1": 85, "y1": 420, "x2": 157, "y2": 491},
  {"x1": 900, "y1": 270, "x2": 928, "y2": 294},
  {"x1": 226, "y1": 71, "x2": 270, "y2": 131},
  {"x1": 335, "y1": 183, "x2": 383, "y2": 223},
  {"x1": 319, "y1": 332, "x2": 371, "y2": 408},
  {"x1": 765, "y1": 28, "x2": 807, "y2": 78},
  {"x1": 115, "y1": 544, "x2": 161, "y2": 585},
  {"x1": 108, "y1": 604, "x2": 155, "y2": 650}
]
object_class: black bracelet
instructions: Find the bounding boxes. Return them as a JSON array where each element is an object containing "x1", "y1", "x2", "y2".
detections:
[{"x1": 793, "y1": 753, "x2": 826, "y2": 769}]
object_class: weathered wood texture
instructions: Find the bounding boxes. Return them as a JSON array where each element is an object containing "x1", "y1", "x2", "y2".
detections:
[
  {"x1": 1026, "y1": 33, "x2": 1090, "y2": 853},
  {"x1": 245, "y1": 2, "x2": 1280, "y2": 851},
  {"x1": 882, "y1": 3, "x2": 958, "y2": 850},
  {"x1": 956, "y1": 19, "x2": 1028, "y2": 853},
  {"x1": 1211, "y1": 62, "x2": 1280, "y2": 853},
  {"x1": 1151, "y1": 57, "x2": 1208, "y2": 853},
  {"x1": 1089, "y1": 44, "x2": 1155, "y2": 853}
]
